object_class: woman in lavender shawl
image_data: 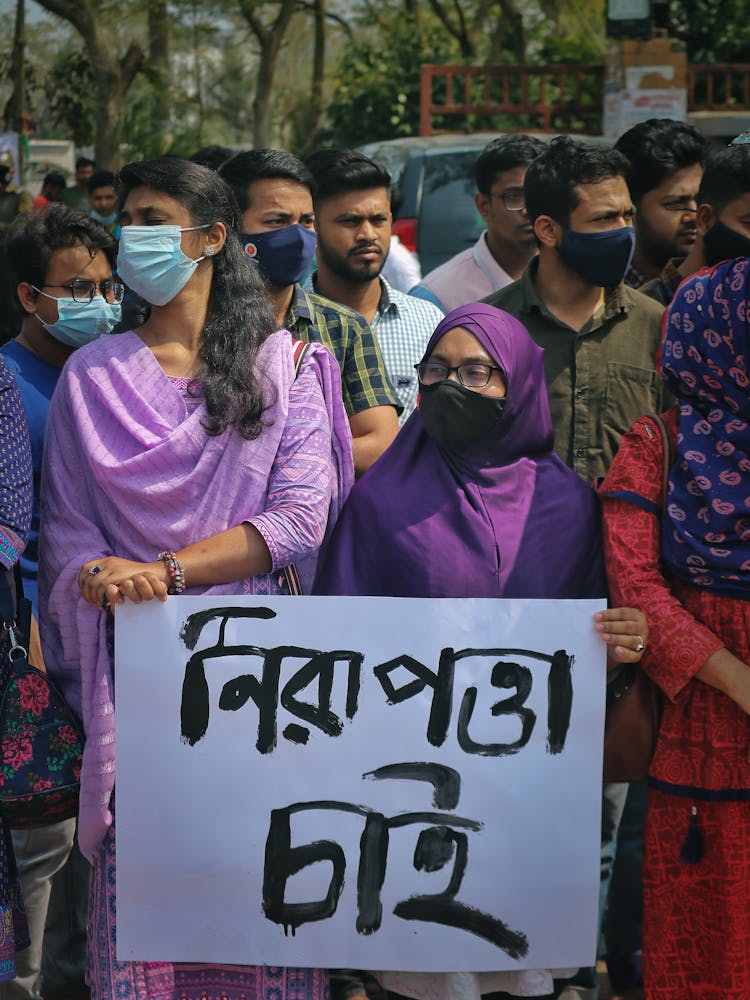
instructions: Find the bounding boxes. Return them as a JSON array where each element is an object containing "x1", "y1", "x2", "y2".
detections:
[
  {"x1": 315, "y1": 304, "x2": 646, "y2": 1000},
  {"x1": 38, "y1": 159, "x2": 353, "y2": 1000}
]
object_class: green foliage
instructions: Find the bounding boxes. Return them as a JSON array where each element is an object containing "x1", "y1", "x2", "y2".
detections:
[
  {"x1": 43, "y1": 49, "x2": 97, "y2": 147},
  {"x1": 322, "y1": 17, "x2": 454, "y2": 147},
  {"x1": 668, "y1": 0, "x2": 750, "y2": 63},
  {"x1": 537, "y1": 27, "x2": 605, "y2": 65},
  {"x1": 4, "y1": 0, "x2": 745, "y2": 166},
  {"x1": 120, "y1": 75, "x2": 169, "y2": 160},
  {"x1": 322, "y1": 0, "x2": 608, "y2": 147}
]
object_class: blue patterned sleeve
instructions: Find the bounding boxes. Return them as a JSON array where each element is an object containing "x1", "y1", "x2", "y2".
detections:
[{"x1": 0, "y1": 356, "x2": 32, "y2": 569}]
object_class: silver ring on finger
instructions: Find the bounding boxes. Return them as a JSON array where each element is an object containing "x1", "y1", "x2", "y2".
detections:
[
  {"x1": 89, "y1": 565, "x2": 102, "y2": 576},
  {"x1": 635, "y1": 635, "x2": 645, "y2": 653}
]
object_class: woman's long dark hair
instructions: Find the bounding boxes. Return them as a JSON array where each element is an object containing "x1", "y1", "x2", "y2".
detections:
[{"x1": 118, "y1": 156, "x2": 276, "y2": 440}]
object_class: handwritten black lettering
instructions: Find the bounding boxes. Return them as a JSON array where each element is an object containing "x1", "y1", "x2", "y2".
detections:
[
  {"x1": 547, "y1": 649, "x2": 574, "y2": 754},
  {"x1": 261, "y1": 763, "x2": 529, "y2": 958},
  {"x1": 180, "y1": 609, "x2": 362, "y2": 752},
  {"x1": 179, "y1": 609, "x2": 575, "y2": 758}
]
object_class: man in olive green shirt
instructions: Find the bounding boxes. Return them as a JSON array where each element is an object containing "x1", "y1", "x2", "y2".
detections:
[
  {"x1": 486, "y1": 136, "x2": 666, "y2": 486},
  {"x1": 61, "y1": 156, "x2": 94, "y2": 213},
  {"x1": 485, "y1": 137, "x2": 665, "y2": 1000}
]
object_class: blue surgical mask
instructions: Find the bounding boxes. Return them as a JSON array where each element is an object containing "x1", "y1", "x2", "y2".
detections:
[
  {"x1": 557, "y1": 226, "x2": 636, "y2": 288},
  {"x1": 90, "y1": 208, "x2": 118, "y2": 227},
  {"x1": 240, "y1": 224, "x2": 317, "y2": 287},
  {"x1": 117, "y1": 224, "x2": 210, "y2": 306},
  {"x1": 33, "y1": 290, "x2": 121, "y2": 348}
]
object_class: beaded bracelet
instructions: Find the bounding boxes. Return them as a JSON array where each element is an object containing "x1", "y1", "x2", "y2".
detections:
[{"x1": 157, "y1": 551, "x2": 186, "y2": 595}]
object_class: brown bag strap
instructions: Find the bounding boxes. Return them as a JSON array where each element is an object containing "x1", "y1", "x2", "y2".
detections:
[{"x1": 645, "y1": 409, "x2": 678, "y2": 513}]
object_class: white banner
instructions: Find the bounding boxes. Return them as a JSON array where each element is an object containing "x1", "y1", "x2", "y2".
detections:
[{"x1": 115, "y1": 596, "x2": 606, "y2": 972}]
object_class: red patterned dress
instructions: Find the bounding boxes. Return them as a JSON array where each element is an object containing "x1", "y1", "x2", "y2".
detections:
[{"x1": 600, "y1": 408, "x2": 750, "y2": 1000}]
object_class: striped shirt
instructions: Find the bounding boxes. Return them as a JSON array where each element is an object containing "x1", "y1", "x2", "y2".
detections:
[{"x1": 286, "y1": 283, "x2": 400, "y2": 418}]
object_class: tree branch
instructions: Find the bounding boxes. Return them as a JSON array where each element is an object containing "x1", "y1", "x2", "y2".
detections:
[
  {"x1": 120, "y1": 41, "x2": 144, "y2": 90},
  {"x1": 425, "y1": 0, "x2": 473, "y2": 56},
  {"x1": 236, "y1": 0, "x2": 268, "y2": 46},
  {"x1": 296, "y1": 1, "x2": 354, "y2": 39},
  {"x1": 451, "y1": 0, "x2": 470, "y2": 48},
  {"x1": 271, "y1": 0, "x2": 298, "y2": 36},
  {"x1": 34, "y1": 0, "x2": 92, "y2": 42},
  {"x1": 425, "y1": 0, "x2": 458, "y2": 38},
  {"x1": 360, "y1": 0, "x2": 389, "y2": 31}
]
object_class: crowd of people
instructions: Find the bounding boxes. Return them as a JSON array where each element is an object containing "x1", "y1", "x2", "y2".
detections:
[{"x1": 0, "y1": 117, "x2": 747, "y2": 1000}]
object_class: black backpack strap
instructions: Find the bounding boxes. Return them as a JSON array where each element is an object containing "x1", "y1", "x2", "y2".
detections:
[{"x1": 0, "y1": 570, "x2": 15, "y2": 627}]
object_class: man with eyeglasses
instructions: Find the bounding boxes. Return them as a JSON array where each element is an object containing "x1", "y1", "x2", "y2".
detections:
[
  {"x1": 614, "y1": 118, "x2": 707, "y2": 289},
  {"x1": 411, "y1": 134, "x2": 547, "y2": 314},
  {"x1": 0, "y1": 204, "x2": 119, "y2": 1000}
]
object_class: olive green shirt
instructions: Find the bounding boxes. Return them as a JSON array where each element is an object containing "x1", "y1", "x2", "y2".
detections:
[{"x1": 485, "y1": 259, "x2": 668, "y2": 482}]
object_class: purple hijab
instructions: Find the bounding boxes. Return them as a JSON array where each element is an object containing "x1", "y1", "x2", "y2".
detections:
[{"x1": 315, "y1": 303, "x2": 604, "y2": 599}]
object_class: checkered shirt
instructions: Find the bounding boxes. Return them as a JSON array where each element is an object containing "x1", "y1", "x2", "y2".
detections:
[
  {"x1": 286, "y1": 283, "x2": 400, "y2": 417},
  {"x1": 303, "y1": 275, "x2": 442, "y2": 422}
]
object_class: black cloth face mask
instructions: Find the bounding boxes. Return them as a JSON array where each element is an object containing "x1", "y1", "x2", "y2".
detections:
[
  {"x1": 419, "y1": 380, "x2": 506, "y2": 452},
  {"x1": 703, "y1": 220, "x2": 750, "y2": 267}
]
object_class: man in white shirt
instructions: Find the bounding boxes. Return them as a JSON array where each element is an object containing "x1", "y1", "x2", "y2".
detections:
[{"x1": 411, "y1": 135, "x2": 546, "y2": 313}]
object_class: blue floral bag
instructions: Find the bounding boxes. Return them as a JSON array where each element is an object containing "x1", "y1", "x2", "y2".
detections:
[{"x1": 0, "y1": 571, "x2": 83, "y2": 829}]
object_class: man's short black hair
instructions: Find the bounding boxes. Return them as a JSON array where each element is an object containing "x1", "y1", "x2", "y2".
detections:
[
  {"x1": 75, "y1": 156, "x2": 94, "y2": 171},
  {"x1": 218, "y1": 149, "x2": 315, "y2": 213},
  {"x1": 43, "y1": 171, "x2": 67, "y2": 191},
  {"x1": 524, "y1": 136, "x2": 630, "y2": 229},
  {"x1": 697, "y1": 145, "x2": 750, "y2": 214},
  {"x1": 87, "y1": 169, "x2": 117, "y2": 194},
  {"x1": 6, "y1": 204, "x2": 117, "y2": 309},
  {"x1": 189, "y1": 145, "x2": 234, "y2": 171},
  {"x1": 474, "y1": 135, "x2": 547, "y2": 194},
  {"x1": 614, "y1": 118, "x2": 707, "y2": 204},
  {"x1": 305, "y1": 149, "x2": 391, "y2": 206}
]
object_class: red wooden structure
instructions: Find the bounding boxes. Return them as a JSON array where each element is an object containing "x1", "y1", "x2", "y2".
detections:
[{"x1": 419, "y1": 62, "x2": 750, "y2": 135}]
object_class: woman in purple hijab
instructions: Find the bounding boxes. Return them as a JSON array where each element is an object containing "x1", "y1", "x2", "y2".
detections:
[
  {"x1": 38, "y1": 159, "x2": 353, "y2": 1000},
  {"x1": 318, "y1": 303, "x2": 598, "y2": 601},
  {"x1": 315, "y1": 303, "x2": 647, "y2": 1000}
]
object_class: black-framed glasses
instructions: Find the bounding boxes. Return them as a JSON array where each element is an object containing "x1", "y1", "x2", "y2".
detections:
[
  {"x1": 415, "y1": 361, "x2": 504, "y2": 389},
  {"x1": 36, "y1": 278, "x2": 125, "y2": 304},
  {"x1": 489, "y1": 188, "x2": 525, "y2": 212}
]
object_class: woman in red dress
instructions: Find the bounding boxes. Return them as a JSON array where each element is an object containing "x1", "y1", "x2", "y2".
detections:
[{"x1": 599, "y1": 256, "x2": 750, "y2": 1000}]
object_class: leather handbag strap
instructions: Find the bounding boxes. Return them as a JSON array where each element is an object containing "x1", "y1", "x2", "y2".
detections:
[{"x1": 646, "y1": 408, "x2": 678, "y2": 512}]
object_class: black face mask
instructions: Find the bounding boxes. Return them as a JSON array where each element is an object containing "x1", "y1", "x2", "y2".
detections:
[
  {"x1": 703, "y1": 220, "x2": 750, "y2": 267},
  {"x1": 419, "y1": 380, "x2": 506, "y2": 452}
]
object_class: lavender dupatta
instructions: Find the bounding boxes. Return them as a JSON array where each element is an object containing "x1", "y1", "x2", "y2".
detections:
[{"x1": 39, "y1": 329, "x2": 353, "y2": 859}]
